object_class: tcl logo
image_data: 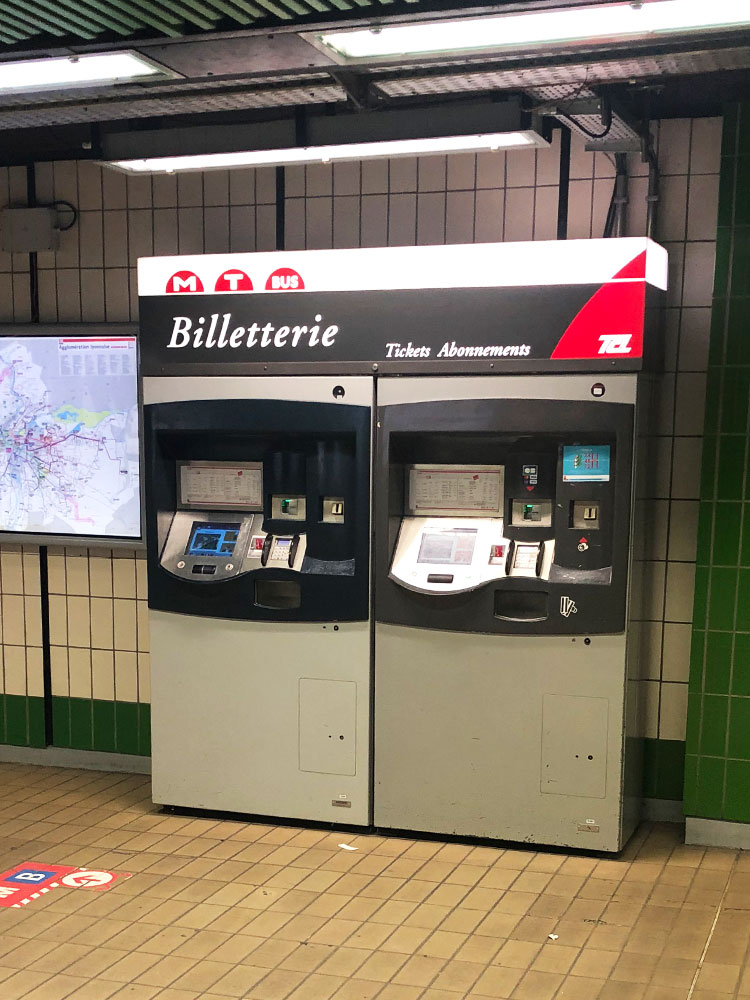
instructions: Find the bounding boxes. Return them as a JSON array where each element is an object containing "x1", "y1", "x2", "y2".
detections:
[
  {"x1": 166, "y1": 271, "x2": 204, "y2": 294},
  {"x1": 214, "y1": 269, "x2": 253, "y2": 292},
  {"x1": 266, "y1": 268, "x2": 304, "y2": 291},
  {"x1": 598, "y1": 334, "x2": 632, "y2": 355}
]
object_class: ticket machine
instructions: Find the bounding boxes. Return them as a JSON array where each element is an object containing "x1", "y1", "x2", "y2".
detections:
[
  {"x1": 374, "y1": 377, "x2": 646, "y2": 852},
  {"x1": 138, "y1": 238, "x2": 665, "y2": 845},
  {"x1": 142, "y1": 378, "x2": 372, "y2": 825}
]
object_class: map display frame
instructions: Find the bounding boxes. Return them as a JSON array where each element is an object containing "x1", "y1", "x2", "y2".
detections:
[{"x1": 0, "y1": 328, "x2": 143, "y2": 545}]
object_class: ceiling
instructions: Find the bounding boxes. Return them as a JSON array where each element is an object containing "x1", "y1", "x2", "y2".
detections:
[
  {"x1": 1, "y1": 1, "x2": 749, "y2": 161},
  {"x1": 0, "y1": 0, "x2": 445, "y2": 48}
]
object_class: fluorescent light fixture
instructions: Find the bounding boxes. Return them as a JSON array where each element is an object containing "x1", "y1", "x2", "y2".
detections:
[
  {"x1": 0, "y1": 51, "x2": 174, "y2": 95},
  {"x1": 316, "y1": 0, "x2": 750, "y2": 61},
  {"x1": 107, "y1": 131, "x2": 548, "y2": 174}
]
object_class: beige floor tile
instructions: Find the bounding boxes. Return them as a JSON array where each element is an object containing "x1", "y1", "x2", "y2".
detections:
[
  {"x1": 439, "y1": 908, "x2": 485, "y2": 934},
  {"x1": 328, "y1": 978, "x2": 383, "y2": 999},
  {"x1": 23, "y1": 975, "x2": 100, "y2": 1000},
  {"x1": 531, "y1": 943, "x2": 579, "y2": 974},
  {"x1": 355, "y1": 950, "x2": 410, "y2": 982},
  {"x1": 243, "y1": 938, "x2": 299, "y2": 968},
  {"x1": 598, "y1": 982, "x2": 647, "y2": 999},
  {"x1": 58, "y1": 981, "x2": 122, "y2": 999},
  {"x1": 472, "y1": 964, "x2": 524, "y2": 997},
  {"x1": 650, "y1": 954, "x2": 699, "y2": 988},
  {"x1": 420, "y1": 929, "x2": 468, "y2": 959},
  {"x1": 317, "y1": 947, "x2": 372, "y2": 977},
  {"x1": 392, "y1": 954, "x2": 446, "y2": 987},
  {"x1": 8, "y1": 768, "x2": 750, "y2": 1000},
  {"x1": 493, "y1": 939, "x2": 541, "y2": 969},
  {"x1": 694, "y1": 961, "x2": 741, "y2": 992},
  {"x1": 570, "y1": 949, "x2": 619, "y2": 979},
  {"x1": 381, "y1": 987, "x2": 429, "y2": 1000},
  {"x1": 379, "y1": 926, "x2": 432, "y2": 955},
  {"x1": 208, "y1": 964, "x2": 273, "y2": 997},
  {"x1": 169, "y1": 959, "x2": 235, "y2": 992},
  {"x1": 641, "y1": 987, "x2": 690, "y2": 1000},
  {"x1": 133, "y1": 956, "x2": 197, "y2": 990},
  {"x1": 511, "y1": 969, "x2": 564, "y2": 999},
  {"x1": 280, "y1": 942, "x2": 336, "y2": 973},
  {"x1": 555, "y1": 975, "x2": 605, "y2": 999}
]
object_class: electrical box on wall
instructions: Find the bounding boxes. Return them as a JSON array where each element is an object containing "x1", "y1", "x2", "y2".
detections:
[{"x1": 0, "y1": 207, "x2": 59, "y2": 252}]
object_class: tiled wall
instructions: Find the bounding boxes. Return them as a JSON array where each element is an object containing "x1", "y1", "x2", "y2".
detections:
[
  {"x1": 685, "y1": 103, "x2": 750, "y2": 823},
  {"x1": 32, "y1": 161, "x2": 278, "y2": 323},
  {"x1": 47, "y1": 547, "x2": 151, "y2": 756},
  {"x1": 638, "y1": 118, "x2": 722, "y2": 800},
  {"x1": 0, "y1": 545, "x2": 44, "y2": 747},
  {"x1": 0, "y1": 120, "x2": 722, "y2": 796}
]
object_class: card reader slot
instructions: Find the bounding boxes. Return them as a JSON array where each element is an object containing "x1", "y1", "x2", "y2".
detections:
[
  {"x1": 260, "y1": 534, "x2": 273, "y2": 567},
  {"x1": 494, "y1": 590, "x2": 549, "y2": 622},
  {"x1": 288, "y1": 535, "x2": 300, "y2": 568},
  {"x1": 427, "y1": 573, "x2": 454, "y2": 584},
  {"x1": 505, "y1": 540, "x2": 515, "y2": 576}
]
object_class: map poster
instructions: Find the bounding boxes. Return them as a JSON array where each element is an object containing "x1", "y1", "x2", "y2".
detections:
[{"x1": 0, "y1": 336, "x2": 141, "y2": 539}]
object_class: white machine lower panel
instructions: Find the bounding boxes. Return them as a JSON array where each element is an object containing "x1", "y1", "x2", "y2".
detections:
[
  {"x1": 150, "y1": 610, "x2": 371, "y2": 825},
  {"x1": 374, "y1": 624, "x2": 628, "y2": 851}
]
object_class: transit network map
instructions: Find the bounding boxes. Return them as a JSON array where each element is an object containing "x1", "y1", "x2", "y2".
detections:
[{"x1": 0, "y1": 336, "x2": 141, "y2": 538}]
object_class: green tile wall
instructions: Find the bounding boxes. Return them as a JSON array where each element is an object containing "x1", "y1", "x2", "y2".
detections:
[
  {"x1": 50, "y1": 696, "x2": 151, "y2": 756},
  {"x1": 685, "y1": 103, "x2": 750, "y2": 822},
  {"x1": 1, "y1": 695, "x2": 46, "y2": 748},
  {"x1": 643, "y1": 738, "x2": 686, "y2": 800}
]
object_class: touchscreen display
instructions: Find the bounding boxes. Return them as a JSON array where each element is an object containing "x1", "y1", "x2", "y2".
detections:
[
  {"x1": 417, "y1": 529, "x2": 477, "y2": 565},
  {"x1": 562, "y1": 445, "x2": 611, "y2": 482},
  {"x1": 186, "y1": 522, "x2": 241, "y2": 557}
]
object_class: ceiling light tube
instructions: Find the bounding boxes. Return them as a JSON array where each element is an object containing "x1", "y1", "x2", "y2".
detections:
[
  {"x1": 315, "y1": 0, "x2": 750, "y2": 61},
  {"x1": 106, "y1": 131, "x2": 548, "y2": 174},
  {"x1": 0, "y1": 51, "x2": 175, "y2": 95}
]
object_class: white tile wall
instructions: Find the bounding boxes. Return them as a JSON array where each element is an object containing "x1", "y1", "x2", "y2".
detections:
[
  {"x1": 30, "y1": 161, "x2": 278, "y2": 323},
  {"x1": 634, "y1": 119, "x2": 721, "y2": 744},
  {"x1": 0, "y1": 545, "x2": 43, "y2": 698},
  {"x1": 46, "y1": 547, "x2": 150, "y2": 706}
]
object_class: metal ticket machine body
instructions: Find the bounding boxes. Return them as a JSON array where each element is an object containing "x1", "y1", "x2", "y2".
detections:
[{"x1": 138, "y1": 238, "x2": 665, "y2": 847}]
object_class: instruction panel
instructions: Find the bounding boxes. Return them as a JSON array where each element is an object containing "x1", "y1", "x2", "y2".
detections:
[
  {"x1": 179, "y1": 462, "x2": 263, "y2": 510},
  {"x1": 408, "y1": 465, "x2": 504, "y2": 515}
]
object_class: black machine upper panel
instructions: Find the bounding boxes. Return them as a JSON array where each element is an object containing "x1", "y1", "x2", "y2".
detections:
[
  {"x1": 144, "y1": 397, "x2": 370, "y2": 622},
  {"x1": 376, "y1": 397, "x2": 634, "y2": 636},
  {"x1": 136, "y1": 240, "x2": 666, "y2": 377}
]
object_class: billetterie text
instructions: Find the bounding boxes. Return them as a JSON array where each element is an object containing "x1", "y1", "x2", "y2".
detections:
[{"x1": 167, "y1": 314, "x2": 339, "y2": 349}]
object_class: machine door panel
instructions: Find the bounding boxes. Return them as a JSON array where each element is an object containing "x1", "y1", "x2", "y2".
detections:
[
  {"x1": 299, "y1": 678, "x2": 357, "y2": 775},
  {"x1": 374, "y1": 624, "x2": 627, "y2": 850},
  {"x1": 150, "y1": 611, "x2": 370, "y2": 824},
  {"x1": 541, "y1": 694, "x2": 608, "y2": 799}
]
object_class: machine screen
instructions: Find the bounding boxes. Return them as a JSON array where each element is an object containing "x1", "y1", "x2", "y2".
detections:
[
  {"x1": 417, "y1": 529, "x2": 477, "y2": 565},
  {"x1": 562, "y1": 445, "x2": 611, "y2": 482},
  {"x1": 186, "y1": 522, "x2": 241, "y2": 557}
]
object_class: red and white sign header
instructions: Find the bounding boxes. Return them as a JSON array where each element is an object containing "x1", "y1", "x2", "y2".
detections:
[{"x1": 139, "y1": 238, "x2": 667, "y2": 299}]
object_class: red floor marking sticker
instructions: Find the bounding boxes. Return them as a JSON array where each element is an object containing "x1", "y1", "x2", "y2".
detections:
[
  {"x1": 0, "y1": 864, "x2": 78, "y2": 908},
  {"x1": 60, "y1": 869, "x2": 130, "y2": 891},
  {"x1": 0, "y1": 864, "x2": 131, "y2": 908}
]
